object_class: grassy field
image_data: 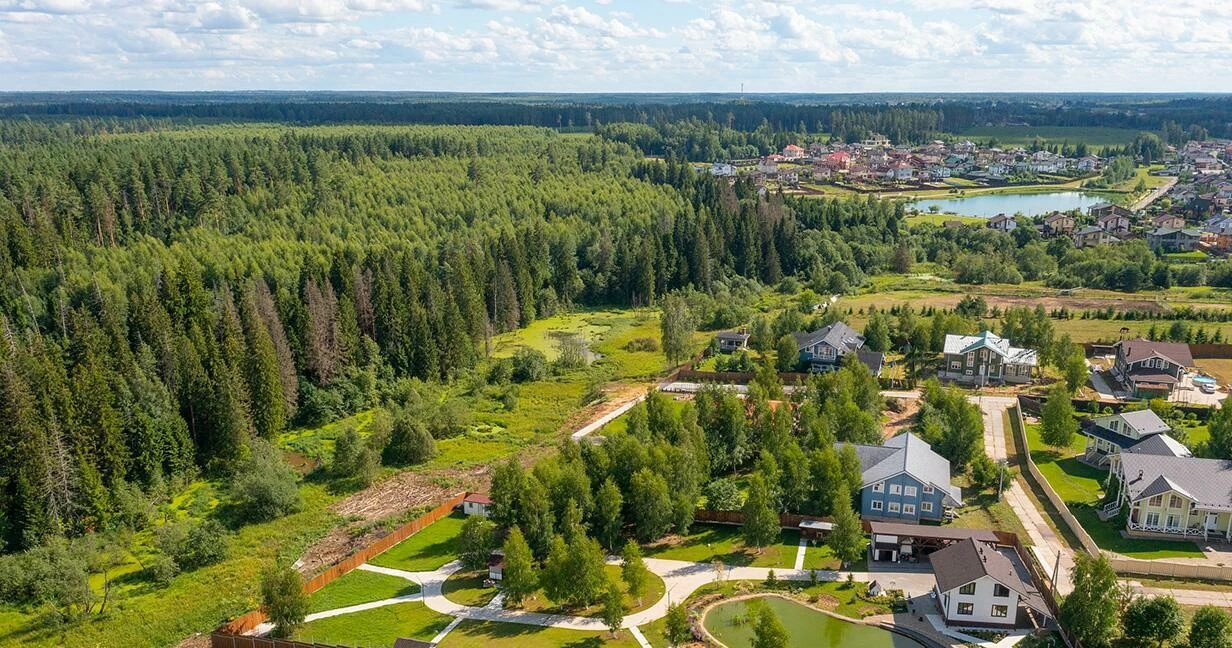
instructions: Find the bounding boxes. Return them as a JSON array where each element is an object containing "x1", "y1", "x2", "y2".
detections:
[
  {"x1": 1024, "y1": 423, "x2": 1205, "y2": 559},
  {"x1": 904, "y1": 212, "x2": 986, "y2": 226},
  {"x1": 279, "y1": 408, "x2": 381, "y2": 466},
  {"x1": 957, "y1": 126, "x2": 1142, "y2": 151},
  {"x1": 368, "y1": 512, "x2": 468, "y2": 572},
  {"x1": 0, "y1": 484, "x2": 340, "y2": 648},
  {"x1": 643, "y1": 523, "x2": 845, "y2": 571},
  {"x1": 307, "y1": 568, "x2": 420, "y2": 614},
  {"x1": 294, "y1": 601, "x2": 454, "y2": 645},
  {"x1": 439, "y1": 619, "x2": 641, "y2": 648},
  {"x1": 1196, "y1": 359, "x2": 1232, "y2": 385}
]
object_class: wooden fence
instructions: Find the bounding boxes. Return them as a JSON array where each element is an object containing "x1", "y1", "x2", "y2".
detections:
[
  {"x1": 693, "y1": 509, "x2": 840, "y2": 530},
  {"x1": 216, "y1": 492, "x2": 469, "y2": 637},
  {"x1": 211, "y1": 635, "x2": 351, "y2": 648}
]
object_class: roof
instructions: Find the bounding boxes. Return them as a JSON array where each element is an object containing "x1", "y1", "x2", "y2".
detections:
[
  {"x1": 716, "y1": 331, "x2": 750, "y2": 342},
  {"x1": 1081, "y1": 420, "x2": 1138, "y2": 450},
  {"x1": 1117, "y1": 339, "x2": 1195, "y2": 368},
  {"x1": 1120, "y1": 453, "x2": 1232, "y2": 511},
  {"x1": 930, "y1": 538, "x2": 1050, "y2": 616},
  {"x1": 1091, "y1": 409, "x2": 1171, "y2": 439},
  {"x1": 1074, "y1": 225, "x2": 1105, "y2": 236},
  {"x1": 1125, "y1": 434, "x2": 1192, "y2": 458},
  {"x1": 799, "y1": 520, "x2": 833, "y2": 531},
  {"x1": 1044, "y1": 212, "x2": 1072, "y2": 223},
  {"x1": 793, "y1": 321, "x2": 865, "y2": 354},
  {"x1": 842, "y1": 432, "x2": 962, "y2": 506},
  {"x1": 942, "y1": 331, "x2": 1038, "y2": 367},
  {"x1": 856, "y1": 349, "x2": 885, "y2": 375},
  {"x1": 464, "y1": 493, "x2": 493, "y2": 505},
  {"x1": 867, "y1": 521, "x2": 997, "y2": 543},
  {"x1": 1150, "y1": 227, "x2": 1203, "y2": 238}
]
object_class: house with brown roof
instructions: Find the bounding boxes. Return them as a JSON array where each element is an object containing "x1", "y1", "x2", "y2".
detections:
[
  {"x1": 1152, "y1": 213, "x2": 1185, "y2": 229},
  {"x1": 463, "y1": 492, "x2": 493, "y2": 517},
  {"x1": 1097, "y1": 211, "x2": 1132, "y2": 235},
  {"x1": 931, "y1": 538, "x2": 1051, "y2": 629},
  {"x1": 1111, "y1": 339, "x2": 1194, "y2": 398},
  {"x1": 1042, "y1": 211, "x2": 1075, "y2": 236},
  {"x1": 1089, "y1": 202, "x2": 1134, "y2": 221},
  {"x1": 987, "y1": 213, "x2": 1016, "y2": 232},
  {"x1": 1073, "y1": 225, "x2": 1118, "y2": 249}
]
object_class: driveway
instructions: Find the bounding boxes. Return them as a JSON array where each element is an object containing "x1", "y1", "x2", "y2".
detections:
[{"x1": 972, "y1": 396, "x2": 1075, "y2": 595}]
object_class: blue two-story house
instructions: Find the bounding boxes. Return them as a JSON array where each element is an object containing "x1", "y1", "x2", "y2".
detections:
[
  {"x1": 840, "y1": 432, "x2": 962, "y2": 523},
  {"x1": 792, "y1": 322, "x2": 884, "y2": 376}
]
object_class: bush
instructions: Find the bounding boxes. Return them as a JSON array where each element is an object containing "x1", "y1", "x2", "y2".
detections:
[
  {"x1": 155, "y1": 519, "x2": 229, "y2": 571},
  {"x1": 331, "y1": 428, "x2": 381, "y2": 487},
  {"x1": 261, "y1": 563, "x2": 308, "y2": 638},
  {"x1": 228, "y1": 439, "x2": 303, "y2": 523},
  {"x1": 148, "y1": 556, "x2": 179, "y2": 587},
  {"x1": 511, "y1": 347, "x2": 548, "y2": 383},
  {"x1": 703, "y1": 478, "x2": 743, "y2": 510},
  {"x1": 382, "y1": 412, "x2": 437, "y2": 466},
  {"x1": 624, "y1": 337, "x2": 659, "y2": 352}
]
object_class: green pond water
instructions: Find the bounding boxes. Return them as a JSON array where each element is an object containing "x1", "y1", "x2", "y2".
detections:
[{"x1": 704, "y1": 596, "x2": 924, "y2": 648}]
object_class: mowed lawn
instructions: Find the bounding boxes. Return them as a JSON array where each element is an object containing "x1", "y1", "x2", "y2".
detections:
[
  {"x1": 307, "y1": 568, "x2": 420, "y2": 614},
  {"x1": 643, "y1": 523, "x2": 843, "y2": 570},
  {"x1": 1025, "y1": 423, "x2": 1204, "y2": 559},
  {"x1": 438, "y1": 619, "x2": 641, "y2": 648},
  {"x1": 293, "y1": 601, "x2": 453, "y2": 646},
  {"x1": 368, "y1": 512, "x2": 468, "y2": 572}
]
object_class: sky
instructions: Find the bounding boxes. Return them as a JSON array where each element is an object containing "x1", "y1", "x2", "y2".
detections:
[{"x1": 1, "y1": 0, "x2": 1231, "y2": 92}]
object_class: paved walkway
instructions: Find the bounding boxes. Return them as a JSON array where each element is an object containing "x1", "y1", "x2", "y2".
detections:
[
  {"x1": 1130, "y1": 176, "x2": 1177, "y2": 212},
  {"x1": 327, "y1": 556, "x2": 935, "y2": 634},
  {"x1": 973, "y1": 396, "x2": 1075, "y2": 594}
]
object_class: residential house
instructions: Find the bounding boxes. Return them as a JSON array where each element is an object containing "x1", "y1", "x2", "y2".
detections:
[
  {"x1": 1080, "y1": 409, "x2": 1177, "y2": 468},
  {"x1": 843, "y1": 432, "x2": 962, "y2": 523},
  {"x1": 715, "y1": 331, "x2": 750, "y2": 353},
  {"x1": 1147, "y1": 227, "x2": 1202, "y2": 252},
  {"x1": 1112, "y1": 453, "x2": 1232, "y2": 541},
  {"x1": 1073, "y1": 225, "x2": 1118, "y2": 248},
  {"x1": 1042, "y1": 212, "x2": 1075, "y2": 236},
  {"x1": 1090, "y1": 202, "x2": 1134, "y2": 222},
  {"x1": 928, "y1": 164, "x2": 953, "y2": 178},
  {"x1": 1203, "y1": 217, "x2": 1232, "y2": 252},
  {"x1": 1111, "y1": 338, "x2": 1194, "y2": 398},
  {"x1": 1097, "y1": 212, "x2": 1132, "y2": 236},
  {"x1": 487, "y1": 551, "x2": 504, "y2": 580},
  {"x1": 940, "y1": 331, "x2": 1038, "y2": 385},
  {"x1": 709, "y1": 162, "x2": 736, "y2": 177},
  {"x1": 756, "y1": 159, "x2": 779, "y2": 175},
  {"x1": 462, "y1": 492, "x2": 493, "y2": 517},
  {"x1": 862, "y1": 133, "x2": 891, "y2": 147},
  {"x1": 782, "y1": 144, "x2": 805, "y2": 160},
  {"x1": 1077, "y1": 156, "x2": 1101, "y2": 172},
  {"x1": 987, "y1": 213, "x2": 1017, "y2": 232},
  {"x1": 887, "y1": 161, "x2": 914, "y2": 181},
  {"x1": 793, "y1": 321, "x2": 884, "y2": 375},
  {"x1": 1152, "y1": 213, "x2": 1186, "y2": 229},
  {"x1": 931, "y1": 538, "x2": 1051, "y2": 629}
]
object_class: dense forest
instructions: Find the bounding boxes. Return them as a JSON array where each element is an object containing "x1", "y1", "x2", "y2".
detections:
[{"x1": 0, "y1": 122, "x2": 909, "y2": 553}]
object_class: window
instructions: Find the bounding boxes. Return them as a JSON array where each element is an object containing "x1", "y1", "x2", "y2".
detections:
[
  {"x1": 871, "y1": 500, "x2": 884, "y2": 511},
  {"x1": 923, "y1": 484, "x2": 934, "y2": 495},
  {"x1": 991, "y1": 605, "x2": 1009, "y2": 618},
  {"x1": 904, "y1": 486, "x2": 918, "y2": 497},
  {"x1": 1148, "y1": 495, "x2": 1163, "y2": 507},
  {"x1": 921, "y1": 501, "x2": 934, "y2": 513},
  {"x1": 872, "y1": 482, "x2": 884, "y2": 493},
  {"x1": 959, "y1": 582, "x2": 977, "y2": 596},
  {"x1": 957, "y1": 603, "x2": 974, "y2": 616},
  {"x1": 888, "y1": 502, "x2": 901, "y2": 513},
  {"x1": 950, "y1": 361, "x2": 961, "y2": 370},
  {"x1": 889, "y1": 484, "x2": 902, "y2": 495},
  {"x1": 903, "y1": 504, "x2": 916, "y2": 515},
  {"x1": 1169, "y1": 495, "x2": 1184, "y2": 509},
  {"x1": 993, "y1": 584, "x2": 1010, "y2": 598},
  {"x1": 1146, "y1": 512, "x2": 1160, "y2": 527},
  {"x1": 1167, "y1": 514, "x2": 1179, "y2": 530}
]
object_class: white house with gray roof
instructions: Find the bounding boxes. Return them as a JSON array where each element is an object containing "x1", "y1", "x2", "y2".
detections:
[
  {"x1": 940, "y1": 331, "x2": 1038, "y2": 386},
  {"x1": 793, "y1": 321, "x2": 884, "y2": 375},
  {"x1": 1081, "y1": 409, "x2": 1179, "y2": 468},
  {"x1": 842, "y1": 432, "x2": 962, "y2": 523},
  {"x1": 931, "y1": 537, "x2": 1051, "y2": 629},
  {"x1": 1111, "y1": 453, "x2": 1232, "y2": 540}
]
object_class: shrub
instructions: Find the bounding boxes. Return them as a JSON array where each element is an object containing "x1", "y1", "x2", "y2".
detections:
[
  {"x1": 228, "y1": 439, "x2": 303, "y2": 523},
  {"x1": 624, "y1": 337, "x2": 659, "y2": 352},
  {"x1": 155, "y1": 519, "x2": 229, "y2": 571},
  {"x1": 511, "y1": 347, "x2": 548, "y2": 382},
  {"x1": 382, "y1": 412, "x2": 437, "y2": 466}
]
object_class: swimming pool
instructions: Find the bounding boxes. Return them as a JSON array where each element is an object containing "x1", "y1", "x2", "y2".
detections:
[{"x1": 1194, "y1": 375, "x2": 1217, "y2": 386}]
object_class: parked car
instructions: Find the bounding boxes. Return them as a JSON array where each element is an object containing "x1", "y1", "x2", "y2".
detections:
[{"x1": 1200, "y1": 382, "x2": 1217, "y2": 394}]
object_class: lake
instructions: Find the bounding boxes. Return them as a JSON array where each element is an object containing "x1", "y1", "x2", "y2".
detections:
[
  {"x1": 703, "y1": 596, "x2": 924, "y2": 648},
  {"x1": 909, "y1": 191, "x2": 1105, "y2": 218}
]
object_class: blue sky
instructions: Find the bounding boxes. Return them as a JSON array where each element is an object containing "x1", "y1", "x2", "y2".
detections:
[{"x1": 1, "y1": 0, "x2": 1230, "y2": 92}]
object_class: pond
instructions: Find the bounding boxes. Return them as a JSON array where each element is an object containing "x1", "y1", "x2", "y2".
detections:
[
  {"x1": 909, "y1": 191, "x2": 1105, "y2": 218},
  {"x1": 703, "y1": 596, "x2": 924, "y2": 648}
]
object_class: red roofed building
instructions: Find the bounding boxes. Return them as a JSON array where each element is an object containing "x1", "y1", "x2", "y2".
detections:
[
  {"x1": 463, "y1": 492, "x2": 492, "y2": 518},
  {"x1": 782, "y1": 144, "x2": 805, "y2": 160}
]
